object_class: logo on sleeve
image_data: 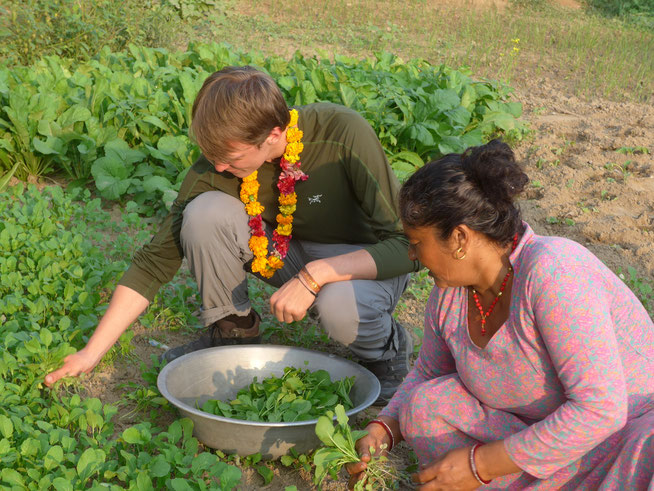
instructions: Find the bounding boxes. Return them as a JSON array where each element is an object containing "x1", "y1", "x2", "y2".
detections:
[{"x1": 308, "y1": 194, "x2": 323, "y2": 204}]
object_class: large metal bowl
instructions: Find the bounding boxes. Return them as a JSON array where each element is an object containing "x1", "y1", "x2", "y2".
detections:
[{"x1": 157, "y1": 345, "x2": 380, "y2": 459}]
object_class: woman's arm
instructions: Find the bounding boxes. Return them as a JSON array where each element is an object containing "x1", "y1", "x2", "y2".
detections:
[{"x1": 380, "y1": 288, "x2": 457, "y2": 421}]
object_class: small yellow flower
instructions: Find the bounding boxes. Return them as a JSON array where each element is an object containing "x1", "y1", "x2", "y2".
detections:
[
  {"x1": 279, "y1": 204, "x2": 297, "y2": 215},
  {"x1": 512, "y1": 38, "x2": 520, "y2": 44},
  {"x1": 276, "y1": 223, "x2": 293, "y2": 236},
  {"x1": 289, "y1": 109, "x2": 299, "y2": 127},
  {"x1": 278, "y1": 192, "x2": 297, "y2": 206},
  {"x1": 513, "y1": 47, "x2": 520, "y2": 53},
  {"x1": 245, "y1": 201, "x2": 265, "y2": 216}
]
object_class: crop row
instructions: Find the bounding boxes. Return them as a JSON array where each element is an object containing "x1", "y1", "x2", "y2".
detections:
[{"x1": 0, "y1": 43, "x2": 528, "y2": 208}]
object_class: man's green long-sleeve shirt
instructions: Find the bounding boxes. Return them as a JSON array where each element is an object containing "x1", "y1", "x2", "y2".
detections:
[{"x1": 119, "y1": 102, "x2": 420, "y2": 301}]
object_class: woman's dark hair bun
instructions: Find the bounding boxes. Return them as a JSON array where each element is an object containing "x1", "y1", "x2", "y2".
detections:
[
  {"x1": 399, "y1": 139, "x2": 528, "y2": 246},
  {"x1": 460, "y1": 139, "x2": 528, "y2": 206}
]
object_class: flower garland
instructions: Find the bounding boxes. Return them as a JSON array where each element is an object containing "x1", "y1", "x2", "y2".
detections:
[{"x1": 239, "y1": 109, "x2": 307, "y2": 278}]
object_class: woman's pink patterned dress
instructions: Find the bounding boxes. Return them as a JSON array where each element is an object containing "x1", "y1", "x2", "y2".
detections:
[{"x1": 381, "y1": 223, "x2": 654, "y2": 489}]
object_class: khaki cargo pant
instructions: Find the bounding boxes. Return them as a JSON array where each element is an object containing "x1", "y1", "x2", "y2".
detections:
[{"x1": 180, "y1": 191, "x2": 409, "y2": 362}]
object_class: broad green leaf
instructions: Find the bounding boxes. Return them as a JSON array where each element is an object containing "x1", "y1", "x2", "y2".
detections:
[
  {"x1": 76, "y1": 448, "x2": 105, "y2": 480},
  {"x1": 33, "y1": 136, "x2": 63, "y2": 155},
  {"x1": 214, "y1": 462, "x2": 241, "y2": 491},
  {"x1": 149, "y1": 455, "x2": 170, "y2": 478},
  {"x1": 122, "y1": 427, "x2": 143, "y2": 444},
  {"x1": 1, "y1": 468, "x2": 25, "y2": 486},
  {"x1": 44, "y1": 445, "x2": 64, "y2": 471},
  {"x1": 52, "y1": 477, "x2": 73, "y2": 491},
  {"x1": 315, "y1": 415, "x2": 335, "y2": 445},
  {"x1": 256, "y1": 464, "x2": 274, "y2": 485},
  {"x1": 170, "y1": 478, "x2": 193, "y2": 491},
  {"x1": 58, "y1": 105, "x2": 92, "y2": 128},
  {"x1": 335, "y1": 404, "x2": 349, "y2": 426}
]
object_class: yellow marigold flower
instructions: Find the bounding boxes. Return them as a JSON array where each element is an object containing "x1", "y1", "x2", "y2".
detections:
[
  {"x1": 276, "y1": 223, "x2": 293, "y2": 236},
  {"x1": 286, "y1": 127, "x2": 303, "y2": 143},
  {"x1": 241, "y1": 180, "x2": 259, "y2": 195},
  {"x1": 289, "y1": 109, "x2": 299, "y2": 127},
  {"x1": 245, "y1": 201, "x2": 264, "y2": 216},
  {"x1": 276, "y1": 214, "x2": 293, "y2": 225},
  {"x1": 268, "y1": 256, "x2": 284, "y2": 269},
  {"x1": 278, "y1": 192, "x2": 297, "y2": 206},
  {"x1": 252, "y1": 257, "x2": 270, "y2": 275},
  {"x1": 243, "y1": 171, "x2": 258, "y2": 182},
  {"x1": 279, "y1": 204, "x2": 296, "y2": 215},
  {"x1": 284, "y1": 153, "x2": 300, "y2": 164},
  {"x1": 285, "y1": 141, "x2": 304, "y2": 157}
]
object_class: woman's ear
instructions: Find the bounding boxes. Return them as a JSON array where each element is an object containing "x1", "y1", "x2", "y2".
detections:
[{"x1": 452, "y1": 224, "x2": 472, "y2": 250}]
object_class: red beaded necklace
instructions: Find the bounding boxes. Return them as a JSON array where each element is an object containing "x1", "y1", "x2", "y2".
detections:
[{"x1": 471, "y1": 233, "x2": 519, "y2": 336}]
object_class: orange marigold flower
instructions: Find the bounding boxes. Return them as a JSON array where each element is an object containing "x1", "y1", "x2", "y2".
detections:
[
  {"x1": 286, "y1": 127, "x2": 303, "y2": 143},
  {"x1": 245, "y1": 201, "x2": 264, "y2": 216},
  {"x1": 268, "y1": 256, "x2": 284, "y2": 269},
  {"x1": 289, "y1": 109, "x2": 299, "y2": 127},
  {"x1": 249, "y1": 235, "x2": 268, "y2": 253},
  {"x1": 276, "y1": 213, "x2": 293, "y2": 225},
  {"x1": 279, "y1": 204, "x2": 296, "y2": 215},
  {"x1": 278, "y1": 192, "x2": 297, "y2": 206}
]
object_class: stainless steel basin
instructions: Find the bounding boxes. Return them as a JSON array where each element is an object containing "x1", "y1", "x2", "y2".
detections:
[{"x1": 157, "y1": 345, "x2": 380, "y2": 459}]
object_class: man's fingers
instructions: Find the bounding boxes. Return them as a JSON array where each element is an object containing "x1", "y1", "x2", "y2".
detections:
[{"x1": 44, "y1": 367, "x2": 72, "y2": 387}]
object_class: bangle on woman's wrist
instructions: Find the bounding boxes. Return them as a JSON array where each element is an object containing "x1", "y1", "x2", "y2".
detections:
[
  {"x1": 368, "y1": 419, "x2": 394, "y2": 451},
  {"x1": 294, "y1": 274, "x2": 317, "y2": 297},
  {"x1": 299, "y1": 267, "x2": 321, "y2": 294},
  {"x1": 469, "y1": 443, "x2": 492, "y2": 485}
]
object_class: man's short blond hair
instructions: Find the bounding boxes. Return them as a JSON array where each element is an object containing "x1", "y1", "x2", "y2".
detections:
[{"x1": 190, "y1": 66, "x2": 290, "y2": 164}]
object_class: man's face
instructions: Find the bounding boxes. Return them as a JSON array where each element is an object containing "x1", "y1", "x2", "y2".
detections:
[{"x1": 211, "y1": 141, "x2": 272, "y2": 178}]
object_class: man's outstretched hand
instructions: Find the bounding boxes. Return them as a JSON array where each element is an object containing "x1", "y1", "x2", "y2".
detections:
[{"x1": 44, "y1": 349, "x2": 99, "y2": 387}]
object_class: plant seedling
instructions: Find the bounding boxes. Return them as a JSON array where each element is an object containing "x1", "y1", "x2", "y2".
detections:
[{"x1": 313, "y1": 405, "x2": 398, "y2": 490}]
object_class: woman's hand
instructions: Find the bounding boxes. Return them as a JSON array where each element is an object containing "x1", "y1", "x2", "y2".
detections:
[
  {"x1": 345, "y1": 421, "x2": 393, "y2": 489},
  {"x1": 44, "y1": 348, "x2": 100, "y2": 387},
  {"x1": 411, "y1": 446, "x2": 481, "y2": 491},
  {"x1": 269, "y1": 275, "x2": 316, "y2": 323}
]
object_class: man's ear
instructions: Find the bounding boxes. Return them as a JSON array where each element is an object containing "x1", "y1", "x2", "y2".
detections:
[{"x1": 266, "y1": 126, "x2": 284, "y2": 145}]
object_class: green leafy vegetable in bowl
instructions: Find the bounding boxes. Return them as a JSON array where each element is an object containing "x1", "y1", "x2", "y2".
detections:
[{"x1": 199, "y1": 366, "x2": 355, "y2": 422}]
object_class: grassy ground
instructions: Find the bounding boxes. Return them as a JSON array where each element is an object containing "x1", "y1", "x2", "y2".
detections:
[{"x1": 178, "y1": 0, "x2": 654, "y2": 103}]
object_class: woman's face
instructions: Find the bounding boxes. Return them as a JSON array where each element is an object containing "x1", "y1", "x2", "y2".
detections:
[{"x1": 404, "y1": 224, "x2": 468, "y2": 289}]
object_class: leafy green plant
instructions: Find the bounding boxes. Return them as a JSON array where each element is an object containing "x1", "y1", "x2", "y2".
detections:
[
  {"x1": 313, "y1": 405, "x2": 398, "y2": 490},
  {"x1": 200, "y1": 365, "x2": 355, "y2": 422},
  {"x1": 0, "y1": 185, "x2": 243, "y2": 489},
  {"x1": 1, "y1": 42, "x2": 527, "y2": 208}
]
